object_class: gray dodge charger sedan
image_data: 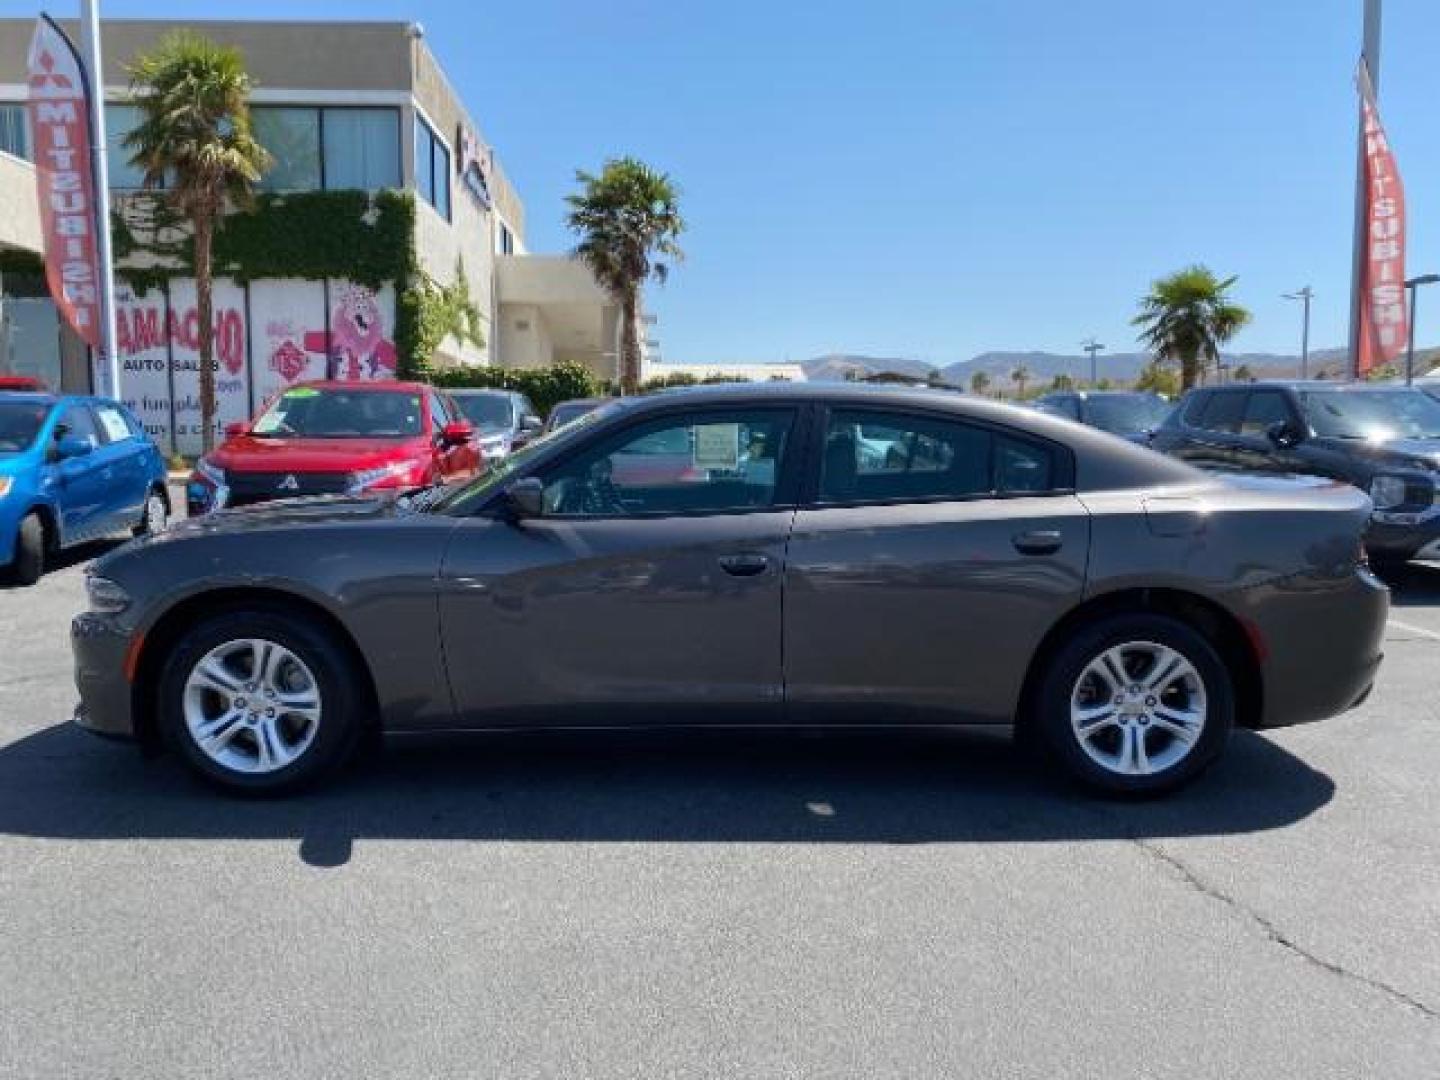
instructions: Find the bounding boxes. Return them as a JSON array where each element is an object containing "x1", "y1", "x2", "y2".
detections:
[{"x1": 71, "y1": 384, "x2": 1388, "y2": 796}]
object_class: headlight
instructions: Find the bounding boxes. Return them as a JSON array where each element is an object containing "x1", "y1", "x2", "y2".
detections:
[
  {"x1": 194, "y1": 458, "x2": 226, "y2": 487},
  {"x1": 85, "y1": 575, "x2": 131, "y2": 614},
  {"x1": 0, "y1": 477, "x2": 12, "y2": 498},
  {"x1": 1369, "y1": 475, "x2": 1410, "y2": 510}
]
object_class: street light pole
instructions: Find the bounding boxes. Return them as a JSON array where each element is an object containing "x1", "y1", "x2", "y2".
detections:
[
  {"x1": 1081, "y1": 338, "x2": 1105, "y2": 386},
  {"x1": 1404, "y1": 274, "x2": 1440, "y2": 384},
  {"x1": 1284, "y1": 287, "x2": 1314, "y2": 378}
]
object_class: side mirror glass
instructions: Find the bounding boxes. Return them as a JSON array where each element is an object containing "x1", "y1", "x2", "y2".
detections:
[
  {"x1": 56, "y1": 435, "x2": 93, "y2": 459},
  {"x1": 521, "y1": 414, "x2": 544, "y2": 432},
  {"x1": 1267, "y1": 420, "x2": 1304, "y2": 448},
  {"x1": 441, "y1": 420, "x2": 474, "y2": 446},
  {"x1": 504, "y1": 476, "x2": 544, "y2": 520}
]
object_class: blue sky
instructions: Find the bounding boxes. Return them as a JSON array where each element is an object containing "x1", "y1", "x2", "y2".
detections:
[{"x1": 8, "y1": 0, "x2": 1439, "y2": 365}]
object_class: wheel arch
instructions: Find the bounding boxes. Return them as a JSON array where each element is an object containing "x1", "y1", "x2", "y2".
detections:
[
  {"x1": 1015, "y1": 587, "x2": 1264, "y2": 737},
  {"x1": 130, "y1": 586, "x2": 380, "y2": 749}
]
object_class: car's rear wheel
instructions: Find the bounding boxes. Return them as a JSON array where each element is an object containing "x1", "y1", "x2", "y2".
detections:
[
  {"x1": 134, "y1": 487, "x2": 168, "y2": 538},
  {"x1": 158, "y1": 610, "x2": 366, "y2": 794},
  {"x1": 1032, "y1": 613, "x2": 1233, "y2": 796},
  {"x1": 6, "y1": 513, "x2": 45, "y2": 587}
]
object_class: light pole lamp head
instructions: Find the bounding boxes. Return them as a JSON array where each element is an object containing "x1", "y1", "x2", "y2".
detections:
[{"x1": 1405, "y1": 273, "x2": 1440, "y2": 288}]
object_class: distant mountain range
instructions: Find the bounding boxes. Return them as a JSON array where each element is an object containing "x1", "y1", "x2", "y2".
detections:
[{"x1": 801, "y1": 348, "x2": 1440, "y2": 386}]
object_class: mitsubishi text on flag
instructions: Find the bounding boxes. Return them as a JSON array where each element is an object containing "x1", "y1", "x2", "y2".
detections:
[
  {"x1": 1357, "y1": 60, "x2": 1407, "y2": 377},
  {"x1": 26, "y1": 17, "x2": 101, "y2": 350}
]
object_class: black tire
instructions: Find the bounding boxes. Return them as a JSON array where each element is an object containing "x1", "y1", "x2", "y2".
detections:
[
  {"x1": 1030, "y1": 613, "x2": 1233, "y2": 797},
  {"x1": 134, "y1": 486, "x2": 168, "y2": 538},
  {"x1": 157, "y1": 609, "x2": 368, "y2": 794},
  {"x1": 6, "y1": 513, "x2": 45, "y2": 587}
]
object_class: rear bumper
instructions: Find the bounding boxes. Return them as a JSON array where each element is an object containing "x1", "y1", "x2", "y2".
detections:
[
  {"x1": 1246, "y1": 566, "x2": 1389, "y2": 729},
  {"x1": 70, "y1": 612, "x2": 137, "y2": 739}
]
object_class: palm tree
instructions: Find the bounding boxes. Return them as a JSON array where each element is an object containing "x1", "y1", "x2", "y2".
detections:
[
  {"x1": 1010, "y1": 363, "x2": 1030, "y2": 398},
  {"x1": 1232, "y1": 363, "x2": 1255, "y2": 383},
  {"x1": 1132, "y1": 265, "x2": 1251, "y2": 391},
  {"x1": 566, "y1": 158, "x2": 684, "y2": 394},
  {"x1": 970, "y1": 371, "x2": 991, "y2": 396},
  {"x1": 125, "y1": 31, "x2": 270, "y2": 452}
]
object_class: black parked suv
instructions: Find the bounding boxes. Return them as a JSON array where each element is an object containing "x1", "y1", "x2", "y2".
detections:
[
  {"x1": 1033, "y1": 390, "x2": 1173, "y2": 443},
  {"x1": 1151, "y1": 381, "x2": 1440, "y2": 564}
]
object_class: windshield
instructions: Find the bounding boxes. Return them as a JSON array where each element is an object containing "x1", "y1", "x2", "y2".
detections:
[
  {"x1": 1299, "y1": 389, "x2": 1440, "y2": 440},
  {"x1": 0, "y1": 400, "x2": 51, "y2": 454},
  {"x1": 1083, "y1": 394, "x2": 1173, "y2": 434},
  {"x1": 423, "y1": 400, "x2": 620, "y2": 514},
  {"x1": 250, "y1": 387, "x2": 424, "y2": 438},
  {"x1": 453, "y1": 393, "x2": 514, "y2": 432}
]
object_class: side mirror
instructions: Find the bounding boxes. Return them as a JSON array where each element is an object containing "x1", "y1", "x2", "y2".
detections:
[
  {"x1": 1266, "y1": 420, "x2": 1305, "y2": 448},
  {"x1": 521, "y1": 414, "x2": 544, "y2": 433},
  {"x1": 223, "y1": 421, "x2": 247, "y2": 438},
  {"x1": 503, "y1": 476, "x2": 544, "y2": 520},
  {"x1": 440, "y1": 420, "x2": 474, "y2": 446},
  {"x1": 56, "y1": 435, "x2": 94, "y2": 459}
]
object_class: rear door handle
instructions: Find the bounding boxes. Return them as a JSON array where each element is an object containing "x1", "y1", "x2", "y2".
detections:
[
  {"x1": 718, "y1": 553, "x2": 770, "y2": 577},
  {"x1": 1012, "y1": 530, "x2": 1063, "y2": 556}
]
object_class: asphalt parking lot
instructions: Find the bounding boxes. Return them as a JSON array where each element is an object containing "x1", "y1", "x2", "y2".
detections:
[{"x1": 2, "y1": 537, "x2": 1438, "y2": 1077}]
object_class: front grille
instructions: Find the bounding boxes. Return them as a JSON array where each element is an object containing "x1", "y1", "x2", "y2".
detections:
[{"x1": 225, "y1": 471, "x2": 351, "y2": 507}]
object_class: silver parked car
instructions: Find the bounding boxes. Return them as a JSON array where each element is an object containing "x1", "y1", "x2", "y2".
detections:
[{"x1": 72, "y1": 384, "x2": 1387, "y2": 796}]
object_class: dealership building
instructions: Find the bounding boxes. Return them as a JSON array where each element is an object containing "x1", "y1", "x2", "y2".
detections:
[{"x1": 0, "y1": 18, "x2": 626, "y2": 452}]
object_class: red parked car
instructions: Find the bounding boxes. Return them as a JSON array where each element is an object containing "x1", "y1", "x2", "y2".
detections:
[{"x1": 187, "y1": 381, "x2": 480, "y2": 515}]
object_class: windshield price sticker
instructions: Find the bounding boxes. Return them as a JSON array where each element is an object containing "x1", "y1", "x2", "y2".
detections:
[{"x1": 693, "y1": 423, "x2": 741, "y2": 469}]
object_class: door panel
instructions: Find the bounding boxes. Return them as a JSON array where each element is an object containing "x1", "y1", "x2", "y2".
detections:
[
  {"x1": 437, "y1": 512, "x2": 793, "y2": 727},
  {"x1": 51, "y1": 406, "x2": 110, "y2": 544},
  {"x1": 785, "y1": 495, "x2": 1090, "y2": 723}
]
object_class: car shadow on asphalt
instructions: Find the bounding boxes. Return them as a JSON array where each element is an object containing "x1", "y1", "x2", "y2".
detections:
[
  {"x1": 0, "y1": 538, "x2": 128, "y2": 590},
  {"x1": 0, "y1": 723, "x2": 1334, "y2": 867},
  {"x1": 1377, "y1": 560, "x2": 1440, "y2": 606}
]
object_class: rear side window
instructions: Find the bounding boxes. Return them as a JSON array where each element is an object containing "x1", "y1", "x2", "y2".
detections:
[
  {"x1": 428, "y1": 393, "x2": 449, "y2": 434},
  {"x1": 818, "y1": 409, "x2": 1062, "y2": 504},
  {"x1": 1193, "y1": 392, "x2": 1245, "y2": 433},
  {"x1": 1037, "y1": 396, "x2": 1080, "y2": 420}
]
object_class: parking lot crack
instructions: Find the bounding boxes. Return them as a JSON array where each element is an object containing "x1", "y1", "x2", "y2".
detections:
[{"x1": 1132, "y1": 837, "x2": 1438, "y2": 1022}]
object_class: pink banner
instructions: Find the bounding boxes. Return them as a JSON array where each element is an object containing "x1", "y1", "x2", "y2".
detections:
[
  {"x1": 25, "y1": 17, "x2": 101, "y2": 350},
  {"x1": 1357, "y1": 61, "x2": 1407, "y2": 377}
]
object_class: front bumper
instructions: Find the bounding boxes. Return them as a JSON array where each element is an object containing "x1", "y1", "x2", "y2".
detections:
[
  {"x1": 1364, "y1": 512, "x2": 1440, "y2": 561},
  {"x1": 71, "y1": 611, "x2": 138, "y2": 739},
  {"x1": 1246, "y1": 565, "x2": 1389, "y2": 729}
]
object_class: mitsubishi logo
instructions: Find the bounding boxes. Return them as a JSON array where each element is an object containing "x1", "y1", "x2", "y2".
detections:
[{"x1": 277, "y1": 474, "x2": 299, "y2": 492}]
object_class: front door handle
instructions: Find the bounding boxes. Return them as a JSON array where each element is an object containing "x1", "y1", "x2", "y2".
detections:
[
  {"x1": 1012, "y1": 529, "x2": 1063, "y2": 556},
  {"x1": 718, "y1": 553, "x2": 770, "y2": 577}
]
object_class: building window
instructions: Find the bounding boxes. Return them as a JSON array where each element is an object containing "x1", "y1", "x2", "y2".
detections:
[
  {"x1": 498, "y1": 221, "x2": 514, "y2": 255},
  {"x1": 0, "y1": 104, "x2": 28, "y2": 160},
  {"x1": 413, "y1": 116, "x2": 450, "y2": 220},
  {"x1": 253, "y1": 106, "x2": 321, "y2": 191},
  {"x1": 104, "y1": 103, "x2": 147, "y2": 189},
  {"x1": 322, "y1": 108, "x2": 400, "y2": 191}
]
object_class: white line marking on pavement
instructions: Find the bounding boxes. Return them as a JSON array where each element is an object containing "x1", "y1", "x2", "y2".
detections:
[{"x1": 1386, "y1": 618, "x2": 1440, "y2": 642}]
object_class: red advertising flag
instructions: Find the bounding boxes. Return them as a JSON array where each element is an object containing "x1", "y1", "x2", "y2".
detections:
[
  {"x1": 25, "y1": 17, "x2": 101, "y2": 350},
  {"x1": 1356, "y1": 60, "x2": 1407, "y2": 377}
]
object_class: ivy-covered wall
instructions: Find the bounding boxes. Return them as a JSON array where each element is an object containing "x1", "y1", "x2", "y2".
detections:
[{"x1": 110, "y1": 189, "x2": 479, "y2": 379}]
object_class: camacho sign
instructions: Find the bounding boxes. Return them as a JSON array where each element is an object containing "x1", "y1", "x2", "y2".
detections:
[{"x1": 457, "y1": 124, "x2": 493, "y2": 211}]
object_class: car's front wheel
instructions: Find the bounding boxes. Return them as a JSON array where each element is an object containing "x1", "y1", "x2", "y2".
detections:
[
  {"x1": 6, "y1": 513, "x2": 46, "y2": 587},
  {"x1": 1032, "y1": 613, "x2": 1233, "y2": 796},
  {"x1": 134, "y1": 486, "x2": 168, "y2": 538},
  {"x1": 158, "y1": 610, "x2": 367, "y2": 793}
]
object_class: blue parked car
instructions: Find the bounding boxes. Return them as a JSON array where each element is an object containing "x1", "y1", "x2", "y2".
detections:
[{"x1": 0, "y1": 392, "x2": 169, "y2": 586}]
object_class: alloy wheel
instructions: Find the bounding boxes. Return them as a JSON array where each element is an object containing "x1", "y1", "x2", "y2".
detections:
[
  {"x1": 182, "y1": 638, "x2": 322, "y2": 774},
  {"x1": 1069, "y1": 640, "x2": 1207, "y2": 777}
]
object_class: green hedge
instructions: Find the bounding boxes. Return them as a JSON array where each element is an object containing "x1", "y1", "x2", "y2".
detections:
[{"x1": 430, "y1": 361, "x2": 604, "y2": 419}]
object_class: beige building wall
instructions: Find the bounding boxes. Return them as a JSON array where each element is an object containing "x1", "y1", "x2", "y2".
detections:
[{"x1": 0, "y1": 152, "x2": 41, "y2": 255}]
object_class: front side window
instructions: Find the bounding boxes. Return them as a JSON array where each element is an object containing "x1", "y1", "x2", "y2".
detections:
[
  {"x1": 1239, "y1": 390, "x2": 1296, "y2": 435},
  {"x1": 540, "y1": 409, "x2": 796, "y2": 517},
  {"x1": 250, "y1": 387, "x2": 424, "y2": 438},
  {"x1": 55, "y1": 405, "x2": 101, "y2": 448},
  {"x1": 0, "y1": 103, "x2": 28, "y2": 160},
  {"x1": 253, "y1": 106, "x2": 321, "y2": 191},
  {"x1": 819, "y1": 409, "x2": 1059, "y2": 504},
  {"x1": 1037, "y1": 396, "x2": 1080, "y2": 420},
  {"x1": 323, "y1": 108, "x2": 400, "y2": 191}
]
